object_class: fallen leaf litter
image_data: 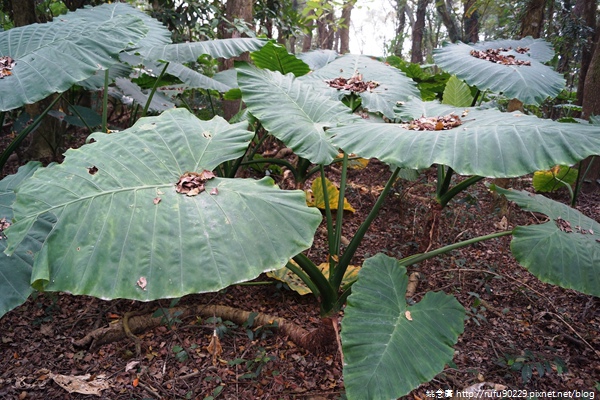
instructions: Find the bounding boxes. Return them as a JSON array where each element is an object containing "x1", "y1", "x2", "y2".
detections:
[
  {"x1": 325, "y1": 73, "x2": 379, "y2": 93},
  {"x1": 402, "y1": 113, "x2": 463, "y2": 131},
  {"x1": 175, "y1": 170, "x2": 216, "y2": 196},
  {"x1": 469, "y1": 46, "x2": 531, "y2": 66},
  {"x1": 0, "y1": 56, "x2": 15, "y2": 78}
]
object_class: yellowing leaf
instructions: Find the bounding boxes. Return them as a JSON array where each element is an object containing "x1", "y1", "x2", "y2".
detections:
[
  {"x1": 267, "y1": 260, "x2": 360, "y2": 295},
  {"x1": 338, "y1": 153, "x2": 370, "y2": 170},
  {"x1": 306, "y1": 177, "x2": 355, "y2": 213},
  {"x1": 532, "y1": 165, "x2": 577, "y2": 193}
]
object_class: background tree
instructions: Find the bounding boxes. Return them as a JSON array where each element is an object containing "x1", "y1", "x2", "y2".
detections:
[{"x1": 411, "y1": 0, "x2": 429, "y2": 62}]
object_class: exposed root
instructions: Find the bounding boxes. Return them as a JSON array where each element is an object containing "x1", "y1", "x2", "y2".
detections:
[{"x1": 74, "y1": 304, "x2": 335, "y2": 354}]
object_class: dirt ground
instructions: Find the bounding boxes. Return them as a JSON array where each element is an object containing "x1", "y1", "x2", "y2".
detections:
[{"x1": 0, "y1": 126, "x2": 599, "y2": 399}]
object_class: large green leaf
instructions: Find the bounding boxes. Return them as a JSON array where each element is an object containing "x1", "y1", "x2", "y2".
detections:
[
  {"x1": 59, "y1": 3, "x2": 171, "y2": 50},
  {"x1": 5, "y1": 109, "x2": 322, "y2": 301},
  {"x1": 114, "y1": 78, "x2": 176, "y2": 112},
  {"x1": 140, "y1": 38, "x2": 266, "y2": 63},
  {"x1": 250, "y1": 41, "x2": 310, "y2": 76},
  {"x1": 433, "y1": 39, "x2": 565, "y2": 105},
  {"x1": 297, "y1": 49, "x2": 337, "y2": 70},
  {"x1": 0, "y1": 162, "x2": 48, "y2": 318},
  {"x1": 163, "y1": 62, "x2": 232, "y2": 92},
  {"x1": 490, "y1": 186, "x2": 600, "y2": 296},
  {"x1": 442, "y1": 75, "x2": 473, "y2": 107},
  {"x1": 342, "y1": 253, "x2": 464, "y2": 399},
  {"x1": 298, "y1": 54, "x2": 419, "y2": 119},
  {"x1": 237, "y1": 63, "x2": 355, "y2": 165},
  {"x1": 0, "y1": 7, "x2": 149, "y2": 111},
  {"x1": 328, "y1": 99, "x2": 600, "y2": 178}
]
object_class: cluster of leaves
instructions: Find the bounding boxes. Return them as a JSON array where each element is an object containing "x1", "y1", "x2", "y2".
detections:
[{"x1": 0, "y1": 5, "x2": 599, "y2": 400}]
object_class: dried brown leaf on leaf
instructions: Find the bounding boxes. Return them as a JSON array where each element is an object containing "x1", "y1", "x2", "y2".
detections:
[
  {"x1": 175, "y1": 170, "x2": 216, "y2": 196},
  {"x1": 469, "y1": 47, "x2": 531, "y2": 66}
]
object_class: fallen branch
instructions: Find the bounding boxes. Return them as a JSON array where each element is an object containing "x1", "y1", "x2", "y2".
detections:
[{"x1": 74, "y1": 304, "x2": 335, "y2": 354}]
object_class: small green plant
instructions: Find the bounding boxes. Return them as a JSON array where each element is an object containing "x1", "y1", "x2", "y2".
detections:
[
  {"x1": 229, "y1": 347, "x2": 276, "y2": 380},
  {"x1": 496, "y1": 349, "x2": 567, "y2": 384},
  {"x1": 171, "y1": 344, "x2": 189, "y2": 363}
]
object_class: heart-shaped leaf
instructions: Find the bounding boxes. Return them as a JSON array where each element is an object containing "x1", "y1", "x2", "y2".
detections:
[
  {"x1": 0, "y1": 8, "x2": 148, "y2": 111},
  {"x1": 237, "y1": 63, "x2": 354, "y2": 165},
  {"x1": 490, "y1": 186, "x2": 600, "y2": 296},
  {"x1": 433, "y1": 38, "x2": 565, "y2": 105},
  {"x1": 299, "y1": 54, "x2": 420, "y2": 119},
  {"x1": 342, "y1": 253, "x2": 464, "y2": 399},
  {"x1": 328, "y1": 99, "x2": 600, "y2": 178},
  {"x1": 5, "y1": 109, "x2": 322, "y2": 301},
  {"x1": 250, "y1": 41, "x2": 310, "y2": 76}
]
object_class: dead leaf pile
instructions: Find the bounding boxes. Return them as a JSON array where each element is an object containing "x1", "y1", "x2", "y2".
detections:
[
  {"x1": 0, "y1": 56, "x2": 15, "y2": 78},
  {"x1": 402, "y1": 114, "x2": 463, "y2": 131},
  {"x1": 325, "y1": 74, "x2": 379, "y2": 93},
  {"x1": 175, "y1": 170, "x2": 216, "y2": 196},
  {"x1": 469, "y1": 47, "x2": 531, "y2": 66}
]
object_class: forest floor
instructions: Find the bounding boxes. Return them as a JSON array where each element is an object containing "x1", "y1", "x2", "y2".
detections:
[{"x1": 0, "y1": 128, "x2": 599, "y2": 399}]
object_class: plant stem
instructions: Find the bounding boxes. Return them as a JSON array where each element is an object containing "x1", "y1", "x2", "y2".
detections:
[
  {"x1": 573, "y1": 156, "x2": 595, "y2": 206},
  {"x1": 437, "y1": 175, "x2": 485, "y2": 208},
  {"x1": 0, "y1": 94, "x2": 64, "y2": 171},
  {"x1": 333, "y1": 153, "x2": 349, "y2": 259},
  {"x1": 436, "y1": 165, "x2": 454, "y2": 198},
  {"x1": 320, "y1": 167, "x2": 335, "y2": 259},
  {"x1": 102, "y1": 68, "x2": 110, "y2": 133},
  {"x1": 398, "y1": 230, "x2": 513, "y2": 267},
  {"x1": 332, "y1": 166, "x2": 401, "y2": 291},
  {"x1": 142, "y1": 62, "x2": 170, "y2": 118},
  {"x1": 293, "y1": 253, "x2": 337, "y2": 315}
]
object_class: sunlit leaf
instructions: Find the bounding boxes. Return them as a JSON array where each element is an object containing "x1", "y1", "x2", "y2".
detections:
[
  {"x1": 306, "y1": 177, "x2": 355, "y2": 212},
  {"x1": 267, "y1": 260, "x2": 359, "y2": 296},
  {"x1": 532, "y1": 166, "x2": 577, "y2": 193}
]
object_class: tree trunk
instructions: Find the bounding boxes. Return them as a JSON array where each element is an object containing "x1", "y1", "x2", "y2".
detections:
[
  {"x1": 574, "y1": 0, "x2": 597, "y2": 106},
  {"x1": 580, "y1": 31, "x2": 600, "y2": 193},
  {"x1": 302, "y1": 9, "x2": 315, "y2": 52},
  {"x1": 219, "y1": 0, "x2": 253, "y2": 120},
  {"x1": 435, "y1": 0, "x2": 460, "y2": 43},
  {"x1": 520, "y1": 0, "x2": 546, "y2": 38},
  {"x1": 463, "y1": 0, "x2": 479, "y2": 43},
  {"x1": 10, "y1": 0, "x2": 60, "y2": 161},
  {"x1": 338, "y1": 0, "x2": 355, "y2": 54},
  {"x1": 391, "y1": 0, "x2": 408, "y2": 57},
  {"x1": 317, "y1": 10, "x2": 335, "y2": 49},
  {"x1": 411, "y1": 0, "x2": 429, "y2": 63}
]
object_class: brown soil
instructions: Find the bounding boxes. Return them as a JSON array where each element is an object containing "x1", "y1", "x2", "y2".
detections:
[{"x1": 0, "y1": 126, "x2": 599, "y2": 399}]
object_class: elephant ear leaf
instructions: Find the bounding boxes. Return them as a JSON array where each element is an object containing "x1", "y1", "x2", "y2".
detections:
[
  {"x1": 433, "y1": 38, "x2": 565, "y2": 105},
  {"x1": 299, "y1": 54, "x2": 419, "y2": 119},
  {"x1": 490, "y1": 185, "x2": 600, "y2": 296},
  {"x1": 0, "y1": 162, "x2": 49, "y2": 319},
  {"x1": 5, "y1": 109, "x2": 321, "y2": 302},
  {"x1": 342, "y1": 254, "x2": 464, "y2": 399},
  {"x1": 0, "y1": 5, "x2": 149, "y2": 111}
]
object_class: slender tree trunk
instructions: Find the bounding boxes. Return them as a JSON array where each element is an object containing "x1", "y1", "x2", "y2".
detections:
[
  {"x1": 520, "y1": 0, "x2": 546, "y2": 38},
  {"x1": 338, "y1": 0, "x2": 355, "y2": 54},
  {"x1": 411, "y1": 0, "x2": 429, "y2": 63},
  {"x1": 435, "y1": 0, "x2": 460, "y2": 43},
  {"x1": 317, "y1": 10, "x2": 335, "y2": 49},
  {"x1": 463, "y1": 0, "x2": 479, "y2": 43},
  {"x1": 391, "y1": 0, "x2": 407, "y2": 56},
  {"x1": 219, "y1": 0, "x2": 253, "y2": 120},
  {"x1": 580, "y1": 31, "x2": 600, "y2": 193},
  {"x1": 574, "y1": 0, "x2": 597, "y2": 106},
  {"x1": 302, "y1": 9, "x2": 315, "y2": 52}
]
